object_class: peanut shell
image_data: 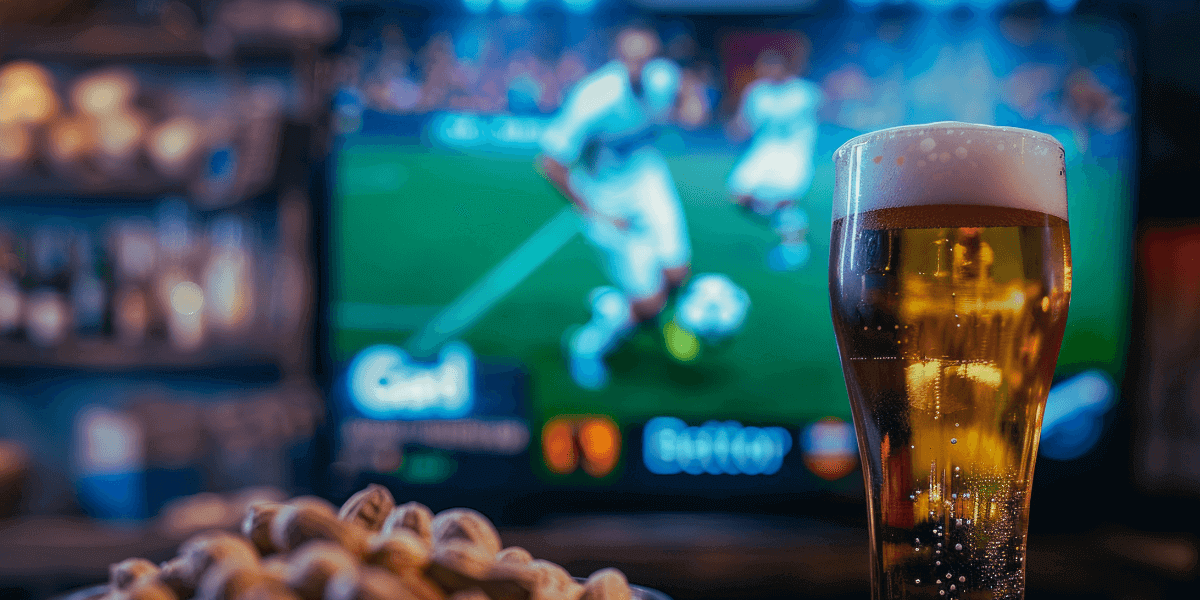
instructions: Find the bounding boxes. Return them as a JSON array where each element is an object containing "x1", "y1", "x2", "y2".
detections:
[
  {"x1": 430, "y1": 509, "x2": 501, "y2": 557},
  {"x1": 381, "y1": 502, "x2": 434, "y2": 544},
  {"x1": 338, "y1": 485, "x2": 395, "y2": 532}
]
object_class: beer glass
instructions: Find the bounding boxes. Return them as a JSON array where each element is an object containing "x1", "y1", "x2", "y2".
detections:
[{"x1": 829, "y1": 123, "x2": 1070, "y2": 600}]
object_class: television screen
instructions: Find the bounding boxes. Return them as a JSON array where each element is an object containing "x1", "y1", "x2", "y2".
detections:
[{"x1": 325, "y1": 2, "x2": 1134, "y2": 519}]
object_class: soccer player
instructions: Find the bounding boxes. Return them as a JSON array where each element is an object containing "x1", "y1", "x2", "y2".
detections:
[
  {"x1": 537, "y1": 24, "x2": 700, "y2": 390},
  {"x1": 727, "y1": 48, "x2": 823, "y2": 271}
]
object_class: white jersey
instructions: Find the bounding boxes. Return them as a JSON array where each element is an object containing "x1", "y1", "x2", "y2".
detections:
[
  {"x1": 740, "y1": 77, "x2": 821, "y2": 148},
  {"x1": 540, "y1": 60, "x2": 680, "y2": 190},
  {"x1": 728, "y1": 77, "x2": 823, "y2": 202},
  {"x1": 540, "y1": 59, "x2": 690, "y2": 300}
]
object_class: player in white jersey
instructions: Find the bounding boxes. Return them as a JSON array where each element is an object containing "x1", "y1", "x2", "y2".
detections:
[
  {"x1": 727, "y1": 49, "x2": 823, "y2": 271},
  {"x1": 538, "y1": 25, "x2": 698, "y2": 390}
]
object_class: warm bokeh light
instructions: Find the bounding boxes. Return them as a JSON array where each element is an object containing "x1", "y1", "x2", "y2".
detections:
[
  {"x1": 579, "y1": 416, "x2": 620, "y2": 477},
  {"x1": 171, "y1": 281, "x2": 205, "y2": 316},
  {"x1": 47, "y1": 116, "x2": 96, "y2": 163},
  {"x1": 149, "y1": 116, "x2": 202, "y2": 176},
  {"x1": 542, "y1": 418, "x2": 577, "y2": 474},
  {"x1": 25, "y1": 290, "x2": 69, "y2": 347},
  {"x1": 96, "y1": 110, "x2": 146, "y2": 160},
  {"x1": 72, "y1": 69, "x2": 137, "y2": 116},
  {"x1": 0, "y1": 61, "x2": 58, "y2": 126},
  {"x1": 115, "y1": 287, "x2": 149, "y2": 344}
]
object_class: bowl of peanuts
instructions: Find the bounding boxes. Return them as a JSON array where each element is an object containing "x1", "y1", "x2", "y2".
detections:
[{"x1": 60, "y1": 485, "x2": 669, "y2": 600}]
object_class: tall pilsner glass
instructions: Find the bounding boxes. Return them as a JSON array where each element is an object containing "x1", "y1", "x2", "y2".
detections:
[{"x1": 829, "y1": 123, "x2": 1070, "y2": 600}]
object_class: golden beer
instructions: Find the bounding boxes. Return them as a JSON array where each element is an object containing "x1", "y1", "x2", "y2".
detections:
[{"x1": 830, "y1": 124, "x2": 1070, "y2": 600}]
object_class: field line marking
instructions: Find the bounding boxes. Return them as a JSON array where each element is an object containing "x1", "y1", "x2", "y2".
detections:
[{"x1": 407, "y1": 207, "x2": 580, "y2": 355}]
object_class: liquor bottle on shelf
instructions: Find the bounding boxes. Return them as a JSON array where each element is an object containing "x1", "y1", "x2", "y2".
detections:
[
  {"x1": 111, "y1": 217, "x2": 156, "y2": 346},
  {"x1": 0, "y1": 227, "x2": 23, "y2": 336},
  {"x1": 70, "y1": 231, "x2": 107, "y2": 337},
  {"x1": 24, "y1": 221, "x2": 72, "y2": 347},
  {"x1": 155, "y1": 198, "x2": 205, "y2": 351},
  {"x1": 203, "y1": 213, "x2": 255, "y2": 336}
]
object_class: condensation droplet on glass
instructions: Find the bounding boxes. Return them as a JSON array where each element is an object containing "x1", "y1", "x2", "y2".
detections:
[
  {"x1": 946, "y1": 573, "x2": 951, "y2": 579},
  {"x1": 959, "y1": 576, "x2": 966, "y2": 583},
  {"x1": 939, "y1": 590, "x2": 946, "y2": 596},
  {"x1": 936, "y1": 561, "x2": 941, "y2": 566},
  {"x1": 915, "y1": 579, "x2": 921, "y2": 585},
  {"x1": 955, "y1": 543, "x2": 963, "y2": 551},
  {"x1": 955, "y1": 466, "x2": 960, "y2": 472},
  {"x1": 955, "y1": 423, "x2": 960, "y2": 427},
  {"x1": 937, "y1": 543, "x2": 942, "y2": 548},
  {"x1": 956, "y1": 519, "x2": 963, "y2": 526},
  {"x1": 951, "y1": 438, "x2": 958, "y2": 444},
  {"x1": 950, "y1": 585, "x2": 957, "y2": 592},
  {"x1": 936, "y1": 580, "x2": 942, "y2": 585}
]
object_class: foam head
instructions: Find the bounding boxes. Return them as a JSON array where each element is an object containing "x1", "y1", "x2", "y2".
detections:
[{"x1": 833, "y1": 122, "x2": 1067, "y2": 221}]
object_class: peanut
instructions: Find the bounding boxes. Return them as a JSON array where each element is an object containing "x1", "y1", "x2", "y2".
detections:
[
  {"x1": 110, "y1": 558, "x2": 160, "y2": 590},
  {"x1": 194, "y1": 562, "x2": 272, "y2": 600},
  {"x1": 271, "y1": 500, "x2": 367, "y2": 556},
  {"x1": 380, "y1": 502, "x2": 434, "y2": 544},
  {"x1": 428, "y1": 540, "x2": 495, "y2": 590},
  {"x1": 430, "y1": 509, "x2": 501, "y2": 558},
  {"x1": 284, "y1": 541, "x2": 358, "y2": 600},
  {"x1": 325, "y1": 566, "x2": 417, "y2": 600},
  {"x1": 494, "y1": 548, "x2": 532, "y2": 566},
  {"x1": 508, "y1": 560, "x2": 584, "y2": 600},
  {"x1": 581, "y1": 569, "x2": 632, "y2": 600},
  {"x1": 243, "y1": 502, "x2": 285, "y2": 556},
  {"x1": 161, "y1": 533, "x2": 259, "y2": 596},
  {"x1": 338, "y1": 485, "x2": 395, "y2": 532},
  {"x1": 367, "y1": 530, "x2": 432, "y2": 573}
]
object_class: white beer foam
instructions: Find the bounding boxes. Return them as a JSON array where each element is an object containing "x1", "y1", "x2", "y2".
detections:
[{"x1": 833, "y1": 122, "x2": 1067, "y2": 221}]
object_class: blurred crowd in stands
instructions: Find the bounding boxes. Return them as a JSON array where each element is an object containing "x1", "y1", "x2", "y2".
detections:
[{"x1": 332, "y1": 11, "x2": 1131, "y2": 154}]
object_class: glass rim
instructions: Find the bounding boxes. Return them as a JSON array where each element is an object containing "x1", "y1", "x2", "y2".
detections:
[{"x1": 834, "y1": 121, "x2": 1064, "y2": 158}]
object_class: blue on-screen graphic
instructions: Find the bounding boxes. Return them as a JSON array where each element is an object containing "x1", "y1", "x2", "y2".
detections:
[{"x1": 347, "y1": 343, "x2": 476, "y2": 420}]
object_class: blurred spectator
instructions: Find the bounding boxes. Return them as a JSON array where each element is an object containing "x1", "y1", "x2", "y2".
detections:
[{"x1": 334, "y1": 12, "x2": 1132, "y2": 157}]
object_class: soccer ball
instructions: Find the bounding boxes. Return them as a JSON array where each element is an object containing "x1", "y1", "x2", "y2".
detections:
[{"x1": 674, "y1": 273, "x2": 750, "y2": 342}]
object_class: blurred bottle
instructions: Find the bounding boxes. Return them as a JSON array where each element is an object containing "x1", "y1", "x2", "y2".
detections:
[
  {"x1": 203, "y1": 214, "x2": 254, "y2": 336},
  {"x1": 70, "y1": 231, "x2": 107, "y2": 337},
  {"x1": 111, "y1": 217, "x2": 157, "y2": 345},
  {"x1": 156, "y1": 199, "x2": 205, "y2": 351},
  {"x1": 24, "y1": 222, "x2": 72, "y2": 347}
]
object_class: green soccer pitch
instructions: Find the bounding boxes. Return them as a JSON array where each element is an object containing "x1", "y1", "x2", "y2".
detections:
[{"x1": 332, "y1": 143, "x2": 1131, "y2": 427}]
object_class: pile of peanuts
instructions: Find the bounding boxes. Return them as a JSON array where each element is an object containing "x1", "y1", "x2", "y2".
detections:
[{"x1": 104, "y1": 485, "x2": 634, "y2": 600}]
